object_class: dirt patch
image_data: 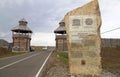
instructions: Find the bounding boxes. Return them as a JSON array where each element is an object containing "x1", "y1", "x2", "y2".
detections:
[
  {"x1": 44, "y1": 51, "x2": 119, "y2": 77},
  {"x1": 45, "y1": 65, "x2": 68, "y2": 77},
  {"x1": 44, "y1": 63, "x2": 118, "y2": 77}
]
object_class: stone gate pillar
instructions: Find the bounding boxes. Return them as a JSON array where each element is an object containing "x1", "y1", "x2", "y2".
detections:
[{"x1": 64, "y1": 0, "x2": 102, "y2": 76}]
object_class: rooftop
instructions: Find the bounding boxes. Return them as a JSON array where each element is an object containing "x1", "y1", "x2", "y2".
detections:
[
  {"x1": 11, "y1": 19, "x2": 32, "y2": 33},
  {"x1": 54, "y1": 20, "x2": 66, "y2": 34}
]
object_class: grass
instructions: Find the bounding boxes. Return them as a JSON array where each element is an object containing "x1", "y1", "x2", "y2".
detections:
[
  {"x1": 0, "y1": 52, "x2": 26, "y2": 59},
  {"x1": 32, "y1": 46, "x2": 42, "y2": 51},
  {"x1": 52, "y1": 51, "x2": 68, "y2": 65},
  {"x1": 52, "y1": 47, "x2": 120, "y2": 70},
  {"x1": 0, "y1": 47, "x2": 26, "y2": 59}
]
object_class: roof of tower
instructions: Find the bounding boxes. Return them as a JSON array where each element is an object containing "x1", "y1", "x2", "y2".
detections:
[
  {"x1": 11, "y1": 25, "x2": 32, "y2": 33},
  {"x1": 54, "y1": 20, "x2": 66, "y2": 34},
  {"x1": 11, "y1": 19, "x2": 32, "y2": 33}
]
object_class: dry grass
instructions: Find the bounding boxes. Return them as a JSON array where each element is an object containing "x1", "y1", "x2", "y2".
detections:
[
  {"x1": 50, "y1": 48, "x2": 120, "y2": 69},
  {"x1": 0, "y1": 52, "x2": 26, "y2": 58},
  {"x1": 0, "y1": 47, "x2": 25, "y2": 58},
  {"x1": 51, "y1": 51, "x2": 68, "y2": 65},
  {"x1": 45, "y1": 48, "x2": 120, "y2": 77},
  {"x1": 32, "y1": 46, "x2": 42, "y2": 51},
  {"x1": 101, "y1": 47, "x2": 120, "y2": 69},
  {"x1": 0, "y1": 47, "x2": 10, "y2": 56}
]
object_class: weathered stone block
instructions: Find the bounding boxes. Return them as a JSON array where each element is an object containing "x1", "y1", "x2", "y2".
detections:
[{"x1": 64, "y1": 0, "x2": 102, "y2": 76}]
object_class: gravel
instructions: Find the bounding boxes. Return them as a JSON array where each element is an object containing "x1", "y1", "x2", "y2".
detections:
[{"x1": 45, "y1": 65, "x2": 118, "y2": 77}]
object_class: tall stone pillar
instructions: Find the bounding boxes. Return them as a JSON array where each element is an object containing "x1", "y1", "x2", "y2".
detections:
[{"x1": 64, "y1": 0, "x2": 102, "y2": 76}]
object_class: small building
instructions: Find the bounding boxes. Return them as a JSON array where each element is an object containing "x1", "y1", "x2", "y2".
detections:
[
  {"x1": 11, "y1": 19, "x2": 32, "y2": 52},
  {"x1": 54, "y1": 20, "x2": 68, "y2": 51}
]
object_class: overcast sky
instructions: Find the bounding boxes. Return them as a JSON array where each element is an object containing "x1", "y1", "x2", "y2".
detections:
[{"x1": 0, "y1": 0, "x2": 120, "y2": 46}]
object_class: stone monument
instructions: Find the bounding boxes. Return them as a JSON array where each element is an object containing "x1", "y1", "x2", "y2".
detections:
[{"x1": 64, "y1": 0, "x2": 102, "y2": 76}]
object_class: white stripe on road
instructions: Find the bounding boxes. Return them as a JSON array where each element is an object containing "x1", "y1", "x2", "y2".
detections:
[
  {"x1": 0, "y1": 52, "x2": 41, "y2": 70},
  {"x1": 35, "y1": 51, "x2": 53, "y2": 77}
]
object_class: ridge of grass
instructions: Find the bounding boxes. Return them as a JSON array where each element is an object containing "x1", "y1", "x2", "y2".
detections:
[
  {"x1": 0, "y1": 52, "x2": 26, "y2": 59},
  {"x1": 52, "y1": 51, "x2": 68, "y2": 65}
]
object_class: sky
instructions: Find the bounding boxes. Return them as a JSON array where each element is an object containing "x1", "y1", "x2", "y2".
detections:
[{"x1": 0, "y1": 0, "x2": 120, "y2": 46}]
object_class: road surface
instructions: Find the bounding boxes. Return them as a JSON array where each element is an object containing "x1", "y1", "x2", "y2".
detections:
[{"x1": 0, "y1": 49, "x2": 53, "y2": 77}]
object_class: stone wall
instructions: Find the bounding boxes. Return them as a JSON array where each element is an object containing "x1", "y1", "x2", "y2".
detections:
[
  {"x1": 55, "y1": 37, "x2": 120, "y2": 52},
  {"x1": 102, "y1": 38, "x2": 120, "y2": 48}
]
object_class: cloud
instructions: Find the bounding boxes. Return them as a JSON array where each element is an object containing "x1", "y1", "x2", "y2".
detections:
[
  {"x1": 0, "y1": 0, "x2": 120, "y2": 45},
  {"x1": 98, "y1": 0, "x2": 120, "y2": 38},
  {"x1": 31, "y1": 32, "x2": 55, "y2": 46}
]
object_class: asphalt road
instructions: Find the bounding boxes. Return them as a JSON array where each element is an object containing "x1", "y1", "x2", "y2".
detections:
[{"x1": 0, "y1": 49, "x2": 53, "y2": 77}]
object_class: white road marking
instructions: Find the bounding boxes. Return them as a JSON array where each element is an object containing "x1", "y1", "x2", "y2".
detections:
[
  {"x1": 35, "y1": 51, "x2": 53, "y2": 77},
  {"x1": 0, "y1": 52, "x2": 41, "y2": 70}
]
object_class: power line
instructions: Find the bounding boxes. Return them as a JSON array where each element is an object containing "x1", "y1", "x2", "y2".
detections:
[{"x1": 101, "y1": 27, "x2": 120, "y2": 34}]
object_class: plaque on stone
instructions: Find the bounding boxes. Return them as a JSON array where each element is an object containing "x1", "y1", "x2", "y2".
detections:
[{"x1": 64, "y1": 0, "x2": 102, "y2": 76}]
